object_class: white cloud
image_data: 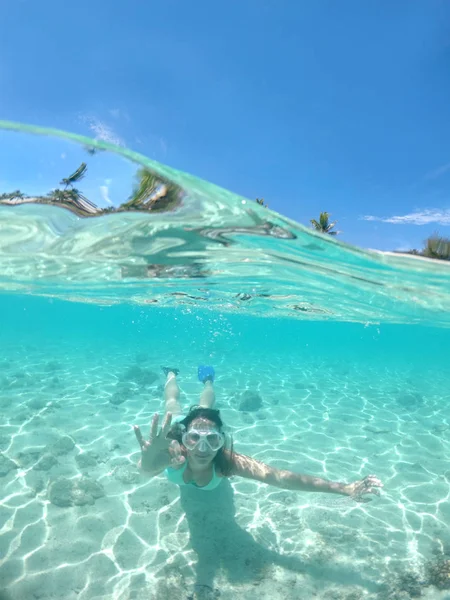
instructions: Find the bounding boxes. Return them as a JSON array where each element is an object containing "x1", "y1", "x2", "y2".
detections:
[
  {"x1": 109, "y1": 108, "x2": 121, "y2": 118},
  {"x1": 361, "y1": 209, "x2": 450, "y2": 226},
  {"x1": 425, "y1": 162, "x2": 450, "y2": 180},
  {"x1": 61, "y1": 152, "x2": 66, "y2": 159},
  {"x1": 100, "y1": 185, "x2": 112, "y2": 205},
  {"x1": 79, "y1": 115, "x2": 124, "y2": 146}
]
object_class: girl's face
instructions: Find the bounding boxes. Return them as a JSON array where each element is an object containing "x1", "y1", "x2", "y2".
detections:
[{"x1": 183, "y1": 418, "x2": 224, "y2": 464}]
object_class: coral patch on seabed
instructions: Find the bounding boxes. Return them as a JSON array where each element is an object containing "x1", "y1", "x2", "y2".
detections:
[
  {"x1": 49, "y1": 435, "x2": 75, "y2": 455},
  {"x1": 238, "y1": 390, "x2": 263, "y2": 412},
  {"x1": 121, "y1": 365, "x2": 158, "y2": 387},
  {"x1": 48, "y1": 476, "x2": 105, "y2": 507},
  {"x1": 426, "y1": 557, "x2": 450, "y2": 590}
]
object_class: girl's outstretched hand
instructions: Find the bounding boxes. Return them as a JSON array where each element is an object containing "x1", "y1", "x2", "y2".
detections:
[
  {"x1": 134, "y1": 413, "x2": 184, "y2": 472},
  {"x1": 344, "y1": 474, "x2": 383, "y2": 502}
]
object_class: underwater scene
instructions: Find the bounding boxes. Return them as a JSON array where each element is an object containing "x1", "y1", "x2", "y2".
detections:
[{"x1": 0, "y1": 124, "x2": 450, "y2": 600}]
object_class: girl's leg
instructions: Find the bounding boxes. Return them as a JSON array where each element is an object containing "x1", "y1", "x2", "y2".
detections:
[
  {"x1": 199, "y1": 380, "x2": 215, "y2": 409},
  {"x1": 164, "y1": 371, "x2": 182, "y2": 416}
]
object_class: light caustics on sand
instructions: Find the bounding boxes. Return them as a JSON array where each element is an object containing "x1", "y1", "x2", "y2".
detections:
[
  {"x1": 1, "y1": 120, "x2": 450, "y2": 326},
  {"x1": 1, "y1": 345, "x2": 449, "y2": 600}
]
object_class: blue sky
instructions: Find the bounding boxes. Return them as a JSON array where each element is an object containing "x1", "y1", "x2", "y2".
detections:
[{"x1": 1, "y1": 0, "x2": 450, "y2": 251}]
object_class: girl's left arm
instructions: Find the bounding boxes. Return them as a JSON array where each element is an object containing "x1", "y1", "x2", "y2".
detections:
[{"x1": 230, "y1": 452, "x2": 382, "y2": 500}]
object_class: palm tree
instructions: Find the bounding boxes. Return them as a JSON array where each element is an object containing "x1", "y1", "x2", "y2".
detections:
[
  {"x1": 48, "y1": 188, "x2": 99, "y2": 214},
  {"x1": 48, "y1": 188, "x2": 80, "y2": 204},
  {"x1": 60, "y1": 163, "x2": 88, "y2": 189},
  {"x1": 48, "y1": 189, "x2": 66, "y2": 203},
  {"x1": 422, "y1": 233, "x2": 450, "y2": 260},
  {"x1": 0, "y1": 190, "x2": 24, "y2": 201},
  {"x1": 66, "y1": 188, "x2": 83, "y2": 204},
  {"x1": 121, "y1": 168, "x2": 182, "y2": 211},
  {"x1": 127, "y1": 169, "x2": 160, "y2": 206},
  {"x1": 310, "y1": 212, "x2": 339, "y2": 235},
  {"x1": 256, "y1": 198, "x2": 268, "y2": 207},
  {"x1": 151, "y1": 182, "x2": 181, "y2": 211}
]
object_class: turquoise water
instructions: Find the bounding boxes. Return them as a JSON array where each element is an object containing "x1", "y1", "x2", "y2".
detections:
[{"x1": 1, "y1": 126, "x2": 450, "y2": 600}]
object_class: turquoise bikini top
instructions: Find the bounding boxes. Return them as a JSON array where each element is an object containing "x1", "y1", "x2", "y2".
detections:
[{"x1": 165, "y1": 461, "x2": 222, "y2": 491}]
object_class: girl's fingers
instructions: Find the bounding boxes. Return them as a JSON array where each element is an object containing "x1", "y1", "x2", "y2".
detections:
[
  {"x1": 149, "y1": 414, "x2": 159, "y2": 441},
  {"x1": 169, "y1": 440, "x2": 185, "y2": 464},
  {"x1": 366, "y1": 475, "x2": 383, "y2": 487},
  {"x1": 161, "y1": 412, "x2": 173, "y2": 437},
  {"x1": 170, "y1": 453, "x2": 185, "y2": 466},
  {"x1": 134, "y1": 425, "x2": 144, "y2": 447},
  {"x1": 168, "y1": 439, "x2": 180, "y2": 457}
]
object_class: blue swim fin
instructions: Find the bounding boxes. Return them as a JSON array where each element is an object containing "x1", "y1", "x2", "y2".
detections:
[{"x1": 198, "y1": 365, "x2": 215, "y2": 383}]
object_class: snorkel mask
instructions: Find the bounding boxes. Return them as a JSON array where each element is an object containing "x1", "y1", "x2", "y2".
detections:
[{"x1": 182, "y1": 428, "x2": 225, "y2": 452}]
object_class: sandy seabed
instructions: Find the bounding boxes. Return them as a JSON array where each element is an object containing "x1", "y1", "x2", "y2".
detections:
[{"x1": 1, "y1": 341, "x2": 449, "y2": 600}]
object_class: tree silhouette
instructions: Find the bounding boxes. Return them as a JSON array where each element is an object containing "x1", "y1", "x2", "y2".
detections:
[
  {"x1": 60, "y1": 163, "x2": 88, "y2": 189},
  {"x1": 0, "y1": 190, "x2": 24, "y2": 200},
  {"x1": 49, "y1": 188, "x2": 82, "y2": 205},
  {"x1": 310, "y1": 212, "x2": 339, "y2": 235},
  {"x1": 422, "y1": 233, "x2": 450, "y2": 260},
  {"x1": 49, "y1": 189, "x2": 66, "y2": 203},
  {"x1": 121, "y1": 168, "x2": 182, "y2": 211}
]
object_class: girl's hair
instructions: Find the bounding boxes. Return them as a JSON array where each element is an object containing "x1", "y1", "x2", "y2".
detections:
[{"x1": 167, "y1": 406, "x2": 234, "y2": 476}]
